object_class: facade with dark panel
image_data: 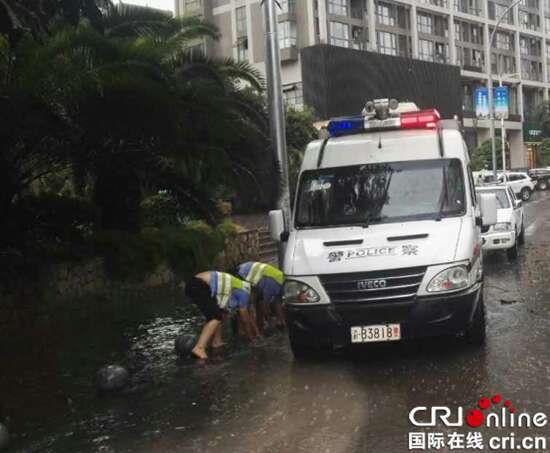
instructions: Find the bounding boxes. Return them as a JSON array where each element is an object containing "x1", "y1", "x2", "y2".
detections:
[
  {"x1": 177, "y1": 0, "x2": 540, "y2": 168},
  {"x1": 301, "y1": 44, "x2": 462, "y2": 121}
]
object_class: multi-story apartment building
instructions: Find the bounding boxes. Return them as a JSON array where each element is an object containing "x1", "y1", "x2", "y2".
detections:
[{"x1": 174, "y1": 0, "x2": 550, "y2": 168}]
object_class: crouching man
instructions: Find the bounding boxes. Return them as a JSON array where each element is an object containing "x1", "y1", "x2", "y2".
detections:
[
  {"x1": 185, "y1": 271, "x2": 260, "y2": 360},
  {"x1": 237, "y1": 262, "x2": 285, "y2": 331}
]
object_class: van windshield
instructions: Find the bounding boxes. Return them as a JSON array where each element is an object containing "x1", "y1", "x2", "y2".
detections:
[{"x1": 295, "y1": 159, "x2": 466, "y2": 228}]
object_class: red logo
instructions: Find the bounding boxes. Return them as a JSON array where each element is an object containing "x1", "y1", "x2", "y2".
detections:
[{"x1": 465, "y1": 394, "x2": 516, "y2": 428}]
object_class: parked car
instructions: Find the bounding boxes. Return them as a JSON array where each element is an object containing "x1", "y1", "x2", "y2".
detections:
[
  {"x1": 475, "y1": 170, "x2": 536, "y2": 201},
  {"x1": 498, "y1": 172, "x2": 536, "y2": 201},
  {"x1": 528, "y1": 168, "x2": 550, "y2": 191},
  {"x1": 476, "y1": 184, "x2": 525, "y2": 260}
]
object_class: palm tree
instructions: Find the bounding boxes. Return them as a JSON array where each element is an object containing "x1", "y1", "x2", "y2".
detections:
[{"x1": 1, "y1": 4, "x2": 273, "y2": 233}]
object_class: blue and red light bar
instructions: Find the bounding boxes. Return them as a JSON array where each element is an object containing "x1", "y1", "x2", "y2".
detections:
[{"x1": 327, "y1": 109, "x2": 441, "y2": 137}]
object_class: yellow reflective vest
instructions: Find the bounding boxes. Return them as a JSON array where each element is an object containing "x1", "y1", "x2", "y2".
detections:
[{"x1": 245, "y1": 262, "x2": 284, "y2": 286}]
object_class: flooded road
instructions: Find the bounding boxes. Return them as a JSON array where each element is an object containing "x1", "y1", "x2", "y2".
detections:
[{"x1": 3, "y1": 192, "x2": 550, "y2": 452}]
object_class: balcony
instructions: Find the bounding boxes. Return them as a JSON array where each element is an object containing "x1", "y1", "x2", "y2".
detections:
[{"x1": 280, "y1": 46, "x2": 299, "y2": 62}]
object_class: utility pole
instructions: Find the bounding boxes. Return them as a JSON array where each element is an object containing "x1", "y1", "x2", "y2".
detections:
[
  {"x1": 487, "y1": 0, "x2": 523, "y2": 180},
  {"x1": 500, "y1": 76, "x2": 506, "y2": 175},
  {"x1": 262, "y1": 0, "x2": 291, "y2": 232}
]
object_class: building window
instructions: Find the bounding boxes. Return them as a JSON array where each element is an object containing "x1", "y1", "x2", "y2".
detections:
[
  {"x1": 352, "y1": 25, "x2": 369, "y2": 50},
  {"x1": 235, "y1": 6, "x2": 248, "y2": 61},
  {"x1": 377, "y1": 31, "x2": 397, "y2": 55},
  {"x1": 417, "y1": 13, "x2": 433, "y2": 34},
  {"x1": 279, "y1": 21, "x2": 297, "y2": 49},
  {"x1": 419, "y1": 39, "x2": 434, "y2": 61},
  {"x1": 280, "y1": 0, "x2": 296, "y2": 14},
  {"x1": 519, "y1": 10, "x2": 540, "y2": 31},
  {"x1": 472, "y1": 49, "x2": 483, "y2": 67},
  {"x1": 435, "y1": 42, "x2": 448, "y2": 63},
  {"x1": 471, "y1": 24, "x2": 482, "y2": 44},
  {"x1": 183, "y1": 0, "x2": 202, "y2": 13},
  {"x1": 330, "y1": 21, "x2": 350, "y2": 47},
  {"x1": 419, "y1": 0, "x2": 448, "y2": 7},
  {"x1": 463, "y1": 85, "x2": 473, "y2": 110},
  {"x1": 328, "y1": 0, "x2": 348, "y2": 16},
  {"x1": 376, "y1": 2, "x2": 396, "y2": 26},
  {"x1": 454, "y1": 0, "x2": 481, "y2": 15},
  {"x1": 456, "y1": 45, "x2": 464, "y2": 66},
  {"x1": 489, "y1": 2, "x2": 513, "y2": 24},
  {"x1": 495, "y1": 32, "x2": 512, "y2": 50},
  {"x1": 283, "y1": 83, "x2": 304, "y2": 109}
]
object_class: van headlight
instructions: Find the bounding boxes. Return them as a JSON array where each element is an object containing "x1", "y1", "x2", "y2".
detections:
[
  {"x1": 426, "y1": 266, "x2": 469, "y2": 293},
  {"x1": 492, "y1": 222, "x2": 512, "y2": 232},
  {"x1": 283, "y1": 280, "x2": 321, "y2": 304}
]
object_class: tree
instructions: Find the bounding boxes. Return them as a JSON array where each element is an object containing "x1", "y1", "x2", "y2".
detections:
[
  {"x1": 470, "y1": 139, "x2": 504, "y2": 171},
  {"x1": 285, "y1": 107, "x2": 318, "y2": 196},
  {"x1": 539, "y1": 139, "x2": 550, "y2": 166},
  {"x1": 0, "y1": 0, "x2": 107, "y2": 43},
  {"x1": 535, "y1": 100, "x2": 550, "y2": 138}
]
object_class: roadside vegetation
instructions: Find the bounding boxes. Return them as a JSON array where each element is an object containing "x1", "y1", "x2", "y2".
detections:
[{"x1": 0, "y1": 1, "x2": 280, "y2": 284}]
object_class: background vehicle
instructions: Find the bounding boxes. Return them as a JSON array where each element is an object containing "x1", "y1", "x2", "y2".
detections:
[
  {"x1": 528, "y1": 168, "x2": 550, "y2": 191},
  {"x1": 476, "y1": 184, "x2": 525, "y2": 260},
  {"x1": 500, "y1": 172, "x2": 536, "y2": 201},
  {"x1": 475, "y1": 170, "x2": 535, "y2": 201},
  {"x1": 270, "y1": 100, "x2": 498, "y2": 358}
]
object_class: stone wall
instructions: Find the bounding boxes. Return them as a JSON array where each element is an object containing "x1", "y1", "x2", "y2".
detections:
[
  {"x1": 220, "y1": 229, "x2": 260, "y2": 269},
  {"x1": 0, "y1": 229, "x2": 261, "y2": 304}
]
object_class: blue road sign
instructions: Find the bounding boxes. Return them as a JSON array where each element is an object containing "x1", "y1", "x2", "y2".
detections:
[
  {"x1": 494, "y1": 86, "x2": 509, "y2": 119},
  {"x1": 474, "y1": 87, "x2": 489, "y2": 118},
  {"x1": 474, "y1": 86, "x2": 509, "y2": 119}
]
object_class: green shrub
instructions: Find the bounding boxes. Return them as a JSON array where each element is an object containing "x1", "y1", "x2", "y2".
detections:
[
  {"x1": 93, "y1": 230, "x2": 165, "y2": 282},
  {"x1": 141, "y1": 192, "x2": 179, "y2": 228},
  {"x1": 216, "y1": 221, "x2": 239, "y2": 238},
  {"x1": 91, "y1": 219, "x2": 242, "y2": 282},
  {"x1": 6, "y1": 193, "x2": 96, "y2": 260},
  {"x1": 162, "y1": 224, "x2": 224, "y2": 281}
]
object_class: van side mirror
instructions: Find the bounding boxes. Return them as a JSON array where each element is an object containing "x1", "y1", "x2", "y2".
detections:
[
  {"x1": 514, "y1": 199, "x2": 523, "y2": 208},
  {"x1": 478, "y1": 193, "x2": 498, "y2": 226},
  {"x1": 269, "y1": 209, "x2": 285, "y2": 242}
]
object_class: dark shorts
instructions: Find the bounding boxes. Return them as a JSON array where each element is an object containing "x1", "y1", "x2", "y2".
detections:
[
  {"x1": 257, "y1": 277, "x2": 282, "y2": 305},
  {"x1": 185, "y1": 277, "x2": 223, "y2": 321}
]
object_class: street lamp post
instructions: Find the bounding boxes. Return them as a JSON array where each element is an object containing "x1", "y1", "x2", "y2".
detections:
[
  {"x1": 262, "y1": 0, "x2": 291, "y2": 265},
  {"x1": 487, "y1": 0, "x2": 523, "y2": 180},
  {"x1": 497, "y1": 72, "x2": 520, "y2": 175}
]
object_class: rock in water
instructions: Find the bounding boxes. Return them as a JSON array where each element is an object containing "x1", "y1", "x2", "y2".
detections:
[
  {"x1": 0, "y1": 423, "x2": 8, "y2": 451},
  {"x1": 174, "y1": 334, "x2": 196, "y2": 356},
  {"x1": 96, "y1": 365, "x2": 129, "y2": 392}
]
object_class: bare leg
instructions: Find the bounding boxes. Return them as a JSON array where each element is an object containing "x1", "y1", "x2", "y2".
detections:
[
  {"x1": 211, "y1": 323, "x2": 226, "y2": 348},
  {"x1": 239, "y1": 308, "x2": 260, "y2": 340},
  {"x1": 192, "y1": 319, "x2": 221, "y2": 359},
  {"x1": 274, "y1": 301, "x2": 286, "y2": 328},
  {"x1": 257, "y1": 303, "x2": 269, "y2": 331}
]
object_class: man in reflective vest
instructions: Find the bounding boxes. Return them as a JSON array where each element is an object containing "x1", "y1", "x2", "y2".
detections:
[
  {"x1": 237, "y1": 261, "x2": 285, "y2": 331},
  {"x1": 185, "y1": 271, "x2": 260, "y2": 360}
]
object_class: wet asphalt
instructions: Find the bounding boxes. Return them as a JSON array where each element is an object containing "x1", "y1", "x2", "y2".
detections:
[{"x1": 7, "y1": 191, "x2": 550, "y2": 453}]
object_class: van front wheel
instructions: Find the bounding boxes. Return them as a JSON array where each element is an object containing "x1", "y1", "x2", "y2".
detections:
[{"x1": 465, "y1": 295, "x2": 486, "y2": 345}]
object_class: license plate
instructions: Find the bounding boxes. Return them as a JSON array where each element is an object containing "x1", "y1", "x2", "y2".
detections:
[{"x1": 350, "y1": 324, "x2": 401, "y2": 343}]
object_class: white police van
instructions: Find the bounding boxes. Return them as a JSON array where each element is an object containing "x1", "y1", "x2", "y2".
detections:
[{"x1": 269, "y1": 99, "x2": 498, "y2": 358}]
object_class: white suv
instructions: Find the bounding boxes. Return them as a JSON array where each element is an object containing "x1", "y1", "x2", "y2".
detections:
[
  {"x1": 475, "y1": 171, "x2": 536, "y2": 201},
  {"x1": 476, "y1": 184, "x2": 525, "y2": 260},
  {"x1": 498, "y1": 172, "x2": 535, "y2": 202}
]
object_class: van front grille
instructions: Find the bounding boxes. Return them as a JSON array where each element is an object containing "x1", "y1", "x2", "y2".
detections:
[{"x1": 320, "y1": 266, "x2": 427, "y2": 304}]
